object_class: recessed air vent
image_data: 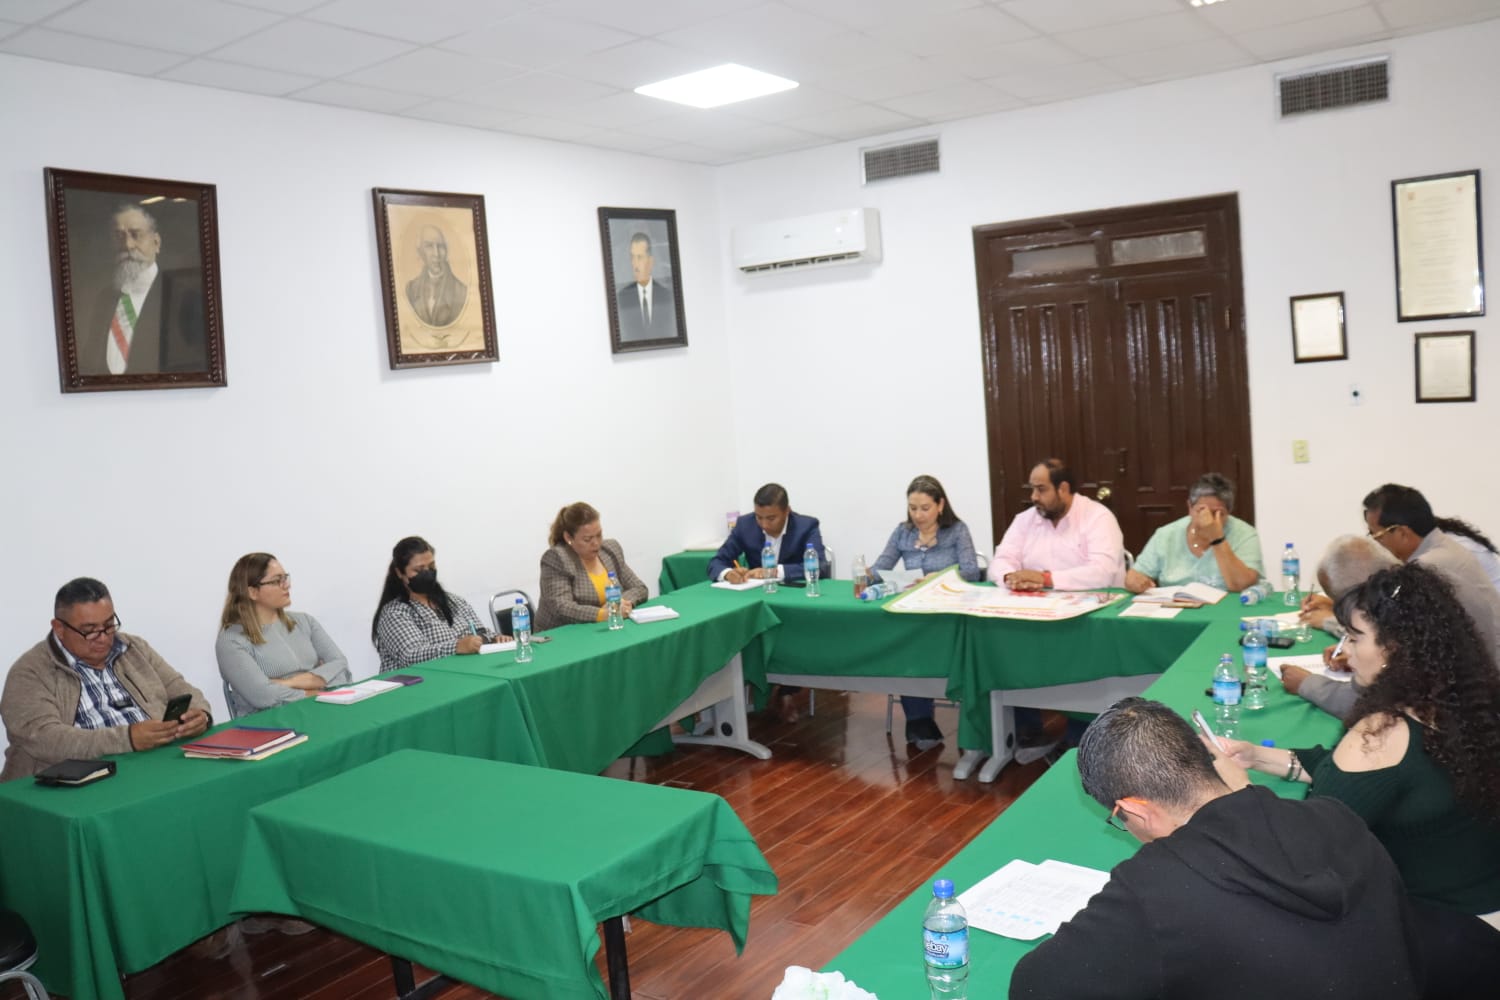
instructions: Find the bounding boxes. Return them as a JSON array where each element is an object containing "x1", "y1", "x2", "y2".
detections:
[
  {"x1": 1278, "y1": 56, "x2": 1389, "y2": 118},
  {"x1": 862, "y1": 137, "x2": 939, "y2": 184}
]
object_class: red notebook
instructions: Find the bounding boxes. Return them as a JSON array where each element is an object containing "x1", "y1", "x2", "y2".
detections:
[{"x1": 182, "y1": 726, "x2": 298, "y2": 758}]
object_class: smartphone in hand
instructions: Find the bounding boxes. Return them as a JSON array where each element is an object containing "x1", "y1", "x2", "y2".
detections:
[
  {"x1": 162, "y1": 693, "x2": 193, "y2": 723},
  {"x1": 1192, "y1": 709, "x2": 1227, "y2": 753}
]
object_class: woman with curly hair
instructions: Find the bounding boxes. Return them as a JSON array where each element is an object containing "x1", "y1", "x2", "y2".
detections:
[{"x1": 1210, "y1": 561, "x2": 1500, "y2": 919}]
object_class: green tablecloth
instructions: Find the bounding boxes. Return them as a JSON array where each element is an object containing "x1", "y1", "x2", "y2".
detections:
[
  {"x1": 0, "y1": 671, "x2": 531, "y2": 1000},
  {"x1": 415, "y1": 582, "x2": 780, "y2": 774},
  {"x1": 230, "y1": 749, "x2": 778, "y2": 1000},
  {"x1": 828, "y1": 612, "x2": 1343, "y2": 996},
  {"x1": 658, "y1": 548, "x2": 717, "y2": 594}
]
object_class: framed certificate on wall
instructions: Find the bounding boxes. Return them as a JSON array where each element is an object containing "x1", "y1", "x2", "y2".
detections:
[{"x1": 1392, "y1": 170, "x2": 1485, "y2": 322}]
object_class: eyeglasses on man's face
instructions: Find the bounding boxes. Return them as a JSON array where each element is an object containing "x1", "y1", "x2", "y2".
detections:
[
  {"x1": 1106, "y1": 797, "x2": 1148, "y2": 832},
  {"x1": 57, "y1": 614, "x2": 121, "y2": 642}
]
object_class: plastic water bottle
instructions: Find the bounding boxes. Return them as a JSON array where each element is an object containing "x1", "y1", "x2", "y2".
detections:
[
  {"x1": 512, "y1": 598, "x2": 532, "y2": 663},
  {"x1": 923, "y1": 878, "x2": 969, "y2": 999},
  {"x1": 1282, "y1": 543, "x2": 1301, "y2": 606},
  {"x1": 605, "y1": 572, "x2": 623, "y2": 630},
  {"x1": 1212, "y1": 653, "x2": 1241, "y2": 738},
  {"x1": 1242, "y1": 626, "x2": 1267, "y2": 710},
  {"x1": 761, "y1": 539, "x2": 778, "y2": 594},
  {"x1": 860, "y1": 581, "x2": 898, "y2": 601},
  {"x1": 803, "y1": 543, "x2": 820, "y2": 597},
  {"x1": 1239, "y1": 580, "x2": 1274, "y2": 606},
  {"x1": 851, "y1": 554, "x2": 871, "y2": 599}
]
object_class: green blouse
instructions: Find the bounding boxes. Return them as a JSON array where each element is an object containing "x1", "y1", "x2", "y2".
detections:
[
  {"x1": 1133, "y1": 514, "x2": 1263, "y2": 590},
  {"x1": 1298, "y1": 717, "x2": 1500, "y2": 913}
]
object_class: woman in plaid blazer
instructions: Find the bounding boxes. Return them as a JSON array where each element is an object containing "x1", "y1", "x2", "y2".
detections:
[{"x1": 535, "y1": 502, "x2": 650, "y2": 632}]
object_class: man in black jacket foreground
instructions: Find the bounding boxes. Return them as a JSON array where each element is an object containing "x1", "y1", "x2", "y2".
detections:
[{"x1": 1010, "y1": 697, "x2": 1499, "y2": 1000}]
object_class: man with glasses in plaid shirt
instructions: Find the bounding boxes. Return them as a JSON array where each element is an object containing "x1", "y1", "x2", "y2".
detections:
[{"x1": 1, "y1": 577, "x2": 209, "y2": 781}]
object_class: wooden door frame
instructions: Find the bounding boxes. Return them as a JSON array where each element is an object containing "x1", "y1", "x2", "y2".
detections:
[{"x1": 973, "y1": 193, "x2": 1250, "y2": 547}]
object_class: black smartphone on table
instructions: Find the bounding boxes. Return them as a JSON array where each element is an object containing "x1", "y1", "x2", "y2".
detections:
[{"x1": 162, "y1": 693, "x2": 193, "y2": 723}]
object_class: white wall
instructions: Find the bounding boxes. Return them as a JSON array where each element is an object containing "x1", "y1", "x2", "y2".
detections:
[
  {"x1": 717, "y1": 21, "x2": 1499, "y2": 583},
  {"x1": 0, "y1": 54, "x2": 738, "y2": 728}
]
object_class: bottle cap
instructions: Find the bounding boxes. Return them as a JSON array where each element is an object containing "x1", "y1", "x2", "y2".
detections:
[
  {"x1": 1260, "y1": 739, "x2": 1276, "y2": 747},
  {"x1": 932, "y1": 878, "x2": 955, "y2": 899}
]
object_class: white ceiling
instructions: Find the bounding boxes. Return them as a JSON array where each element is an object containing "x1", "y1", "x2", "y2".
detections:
[{"x1": 4, "y1": 0, "x2": 1499, "y2": 164}]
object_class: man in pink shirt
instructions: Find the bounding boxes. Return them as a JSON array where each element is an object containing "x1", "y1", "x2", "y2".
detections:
[{"x1": 989, "y1": 458, "x2": 1125, "y2": 591}]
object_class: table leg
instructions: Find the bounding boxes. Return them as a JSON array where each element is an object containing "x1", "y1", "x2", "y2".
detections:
[
  {"x1": 978, "y1": 692, "x2": 1018, "y2": 783},
  {"x1": 390, "y1": 955, "x2": 454, "y2": 1000},
  {"x1": 603, "y1": 915, "x2": 632, "y2": 1000},
  {"x1": 662, "y1": 654, "x2": 772, "y2": 760}
]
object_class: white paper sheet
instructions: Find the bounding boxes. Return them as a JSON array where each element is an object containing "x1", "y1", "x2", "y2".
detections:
[
  {"x1": 1117, "y1": 603, "x2": 1182, "y2": 619},
  {"x1": 630, "y1": 605, "x2": 680, "y2": 623},
  {"x1": 1137, "y1": 581, "x2": 1226, "y2": 605},
  {"x1": 711, "y1": 578, "x2": 765, "y2": 591},
  {"x1": 958, "y1": 858, "x2": 1111, "y2": 940},
  {"x1": 1267, "y1": 654, "x2": 1351, "y2": 683},
  {"x1": 479, "y1": 639, "x2": 518, "y2": 654}
]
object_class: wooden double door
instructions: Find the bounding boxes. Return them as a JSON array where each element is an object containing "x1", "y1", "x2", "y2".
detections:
[{"x1": 973, "y1": 194, "x2": 1253, "y2": 555}]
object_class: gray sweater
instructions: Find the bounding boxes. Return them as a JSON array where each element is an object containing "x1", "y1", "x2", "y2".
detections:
[{"x1": 215, "y1": 612, "x2": 351, "y2": 718}]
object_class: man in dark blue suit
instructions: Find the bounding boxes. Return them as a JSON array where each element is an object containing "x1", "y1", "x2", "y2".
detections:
[{"x1": 708, "y1": 483, "x2": 828, "y2": 584}]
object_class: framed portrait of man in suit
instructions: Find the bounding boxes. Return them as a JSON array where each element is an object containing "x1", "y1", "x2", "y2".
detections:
[
  {"x1": 598, "y1": 207, "x2": 688, "y2": 354},
  {"x1": 372, "y1": 187, "x2": 498, "y2": 370},
  {"x1": 45, "y1": 168, "x2": 227, "y2": 393}
]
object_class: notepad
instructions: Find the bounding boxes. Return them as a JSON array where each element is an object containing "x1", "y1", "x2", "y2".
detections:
[
  {"x1": 711, "y1": 578, "x2": 765, "y2": 591},
  {"x1": 479, "y1": 640, "x2": 518, "y2": 654},
  {"x1": 959, "y1": 858, "x2": 1111, "y2": 940},
  {"x1": 315, "y1": 679, "x2": 405, "y2": 704},
  {"x1": 185, "y1": 734, "x2": 308, "y2": 761},
  {"x1": 1136, "y1": 581, "x2": 1226, "y2": 606},
  {"x1": 1117, "y1": 603, "x2": 1182, "y2": 619},
  {"x1": 182, "y1": 726, "x2": 300, "y2": 757},
  {"x1": 1268, "y1": 654, "x2": 1352, "y2": 683},
  {"x1": 630, "y1": 606, "x2": 680, "y2": 623}
]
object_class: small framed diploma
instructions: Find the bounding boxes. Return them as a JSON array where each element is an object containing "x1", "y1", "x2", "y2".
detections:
[
  {"x1": 1289, "y1": 292, "x2": 1347, "y2": 362},
  {"x1": 1392, "y1": 170, "x2": 1485, "y2": 322},
  {"x1": 1414, "y1": 331, "x2": 1475, "y2": 403}
]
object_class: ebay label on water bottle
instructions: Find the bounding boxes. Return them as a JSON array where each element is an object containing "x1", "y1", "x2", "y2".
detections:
[{"x1": 923, "y1": 928, "x2": 968, "y2": 968}]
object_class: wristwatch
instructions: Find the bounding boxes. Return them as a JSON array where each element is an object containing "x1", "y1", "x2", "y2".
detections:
[{"x1": 1209, "y1": 536, "x2": 1226, "y2": 546}]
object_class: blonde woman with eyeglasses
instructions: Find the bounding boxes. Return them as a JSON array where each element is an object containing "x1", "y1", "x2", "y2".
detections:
[{"x1": 215, "y1": 552, "x2": 351, "y2": 718}]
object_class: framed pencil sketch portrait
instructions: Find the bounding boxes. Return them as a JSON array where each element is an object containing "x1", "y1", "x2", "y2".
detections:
[
  {"x1": 1289, "y1": 292, "x2": 1347, "y2": 363},
  {"x1": 372, "y1": 188, "x2": 497, "y2": 369},
  {"x1": 1392, "y1": 170, "x2": 1485, "y2": 322},
  {"x1": 1415, "y1": 331, "x2": 1475, "y2": 403},
  {"x1": 598, "y1": 207, "x2": 688, "y2": 354},
  {"x1": 45, "y1": 167, "x2": 226, "y2": 393}
]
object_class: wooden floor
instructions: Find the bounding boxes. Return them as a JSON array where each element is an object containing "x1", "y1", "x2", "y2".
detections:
[{"x1": 16, "y1": 691, "x2": 1053, "y2": 1000}]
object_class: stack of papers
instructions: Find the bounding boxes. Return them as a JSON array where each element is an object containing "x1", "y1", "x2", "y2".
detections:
[
  {"x1": 711, "y1": 578, "x2": 765, "y2": 591},
  {"x1": 958, "y1": 858, "x2": 1111, "y2": 940},
  {"x1": 479, "y1": 639, "x2": 518, "y2": 654},
  {"x1": 630, "y1": 605, "x2": 680, "y2": 623},
  {"x1": 1134, "y1": 581, "x2": 1226, "y2": 606},
  {"x1": 315, "y1": 678, "x2": 405, "y2": 704},
  {"x1": 1117, "y1": 603, "x2": 1182, "y2": 620},
  {"x1": 183, "y1": 726, "x2": 307, "y2": 760}
]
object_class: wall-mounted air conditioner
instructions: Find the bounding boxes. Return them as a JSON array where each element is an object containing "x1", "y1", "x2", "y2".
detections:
[{"x1": 732, "y1": 208, "x2": 882, "y2": 274}]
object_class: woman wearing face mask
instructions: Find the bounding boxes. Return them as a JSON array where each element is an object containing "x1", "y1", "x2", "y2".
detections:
[
  {"x1": 535, "y1": 502, "x2": 649, "y2": 632},
  {"x1": 871, "y1": 475, "x2": 981, "y2": 750},
  {"x1": 216, "y1": 552, "x2": 352, "y2": 717},
  {"x1": 372, "y1": 536, "x2": 500, "y2": 671}
]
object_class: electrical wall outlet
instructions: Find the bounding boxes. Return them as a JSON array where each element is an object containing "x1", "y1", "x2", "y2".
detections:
[{"x1": 1292, "y1": 440, "x2": 1310, "y2": 464}]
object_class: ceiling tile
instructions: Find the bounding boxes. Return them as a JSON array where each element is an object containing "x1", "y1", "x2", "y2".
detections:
[
  {"x1": 0, "y1": 27, "x2": 187, "y2": 73},
  {"x1": 462, "y1": 70, "x2": 616, "y2": 112},
  {"x1": 342, "y1": 47, "x2": 524, "y2": 98},
  {"x1": 0, "y1": 18, "x2": 20, "y2": 40},
  {"x1": 307, "y1": 0, "x2": 529, "y2": 45},
  {"x1": 1197, "y1": 0, "x2": 1369, "y2": 34},
  {"x1": 940, "y1": 36, "x2": 1090, "y2": 78},
  {"x1": 781, "y1": 0, "x2": 986, "y2": 29},
  {"x1": 631, "y1": 110, "x2": 764, "y2": 145},
  {"x1": 222, "y1": 0, "x2": 326, "y2": 12},
  {"x1": 864, "y1": 6, "x2": 1038, "y2": 58},
  {"x1": 996, "y1": 0, "x2": 1184, "y2": 35},
  {"x1": 657, "y1": 2, "x2": 847, "y2": 57},
  {"x1": 650, "y1": 141, "x2": 740, "y2": 164},
  {"x1": 290, "y1": 79, "x2": 429, "y2": 113},
  {"x1": 546, "y1": 0, "x2": 760, "y2": 37},
  {"x1": 436, "y1": 10, "x2": 638, "y2": 69},
  {"x1": 1100, "y1": 36, "x2": 1255, "y2": 83},
  {"x1": 1378, "y1": 0, "x2": 1500, "y2": 30},
  {"x1": 1234, "y1": 7, "x2": 1389, "y2": 60},
  {"x1": 213, "y1": 19, "x2": 416, "y2": 76},
  {"x1": 159, "y1": 56, "x2": 318, "y2": 94},
  {"x1": 550, "y1": 90, "x2": 686, "y2": 128},
  {"x1": 44, "y1": 0, "x2": 282, "y2": 54},
  {"x1": 985, "y1": 60, "x2": 1135, "y2": 101},
  {"x1": 552, "y1": 37, "x2": 708, "y2": 90},
  {"x1": 580, "y1": 128, "x2": 678, "y2": 153},
  {"x1": 820, "y1": 58, "x2": 968, "y2": 103},
  {"x1": 709, "y1": 121, "x2": 827, "y2": 155},
  {"x1": 730, "y1": 84, "x2": 858, "y2": 124},
  {"x1": 783, "y1": 102, "x2": 924, "y2": 140},
  {"x1": 879, "y1": 80, "x2": 1024, "y2": 121},
  {"x1": 498, "y1": 114, "x2": 607, "y2": 141},
  {"x1": 1056, "y1": 10, "x2": 1222, "y2": 59},
  {"x1": 402, "y1": 98, "x2": 525, "y2": 130},
  {"x1": 0, "y1": 0, "x2": 77, "y2": 22}
]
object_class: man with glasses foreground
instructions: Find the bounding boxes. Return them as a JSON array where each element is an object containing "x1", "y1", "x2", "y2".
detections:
[
  {"x1": 1010, "y1": 697, "x2": 1425, "y2": 999},
  {"x1": 0, "y1": 577, "x2": 209, "y2": 781}
]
